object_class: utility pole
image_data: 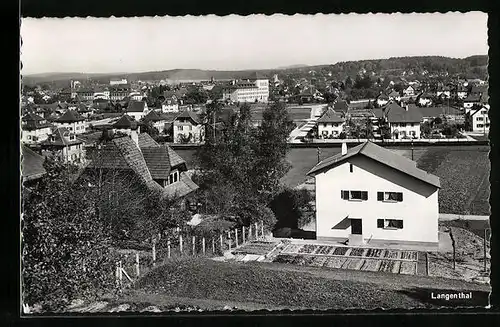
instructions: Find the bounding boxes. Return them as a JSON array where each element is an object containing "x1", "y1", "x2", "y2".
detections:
[{"x1": 317, "y1": 147, "x2": 321, "y2": 163}]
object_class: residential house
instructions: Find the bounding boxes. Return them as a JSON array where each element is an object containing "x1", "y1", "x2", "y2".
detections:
[
  {"x1": 109, "y1": 85, "x2": 131, "y2": 101},
  {"x1": 469, "y1": 106, "x2": 489, "y2": 133},
  {"x1": 463, "y1": 94, "x2": 482, "y2": 112},
  {"x1": 21, "y1": 144, "x2": 47, "y2": 183},
  {"x1": 162, "y1": 96, "x2": 180, "y2": 113},
  {"x1": 173, "y1": 110, "x2": 205, "y2": 143},
  {"x1": 317, "y1": 108, "x2": 345, "y2": 139},
  {"x1": 436, "y1": 86, "x2": 451, "y2": 98},
  {"x1": 126, "y1": 100, "x2": 150, "y2": 121},
  {"x1": 455, "y1": 85, "x2": 468, "y2": 99},
  {"x1": 93, "y1": 86, "x2": 110, "y2": 100},
  {"x1": 54, "y1": 110, "x2": 87, "y2": 134},
  {"x1": 76, "y1": 88, "x2": 95, "y2": 101},
  {"x1": 375, "y1": 93, "x2": 389, "y2": 107},
  {"x1": 143, "y1": 110, "x2": 175, "y2": 133},
  {"x1": 112, "y1": 114, "x2": 139, "y2": 135},
  {"x1": 388, "y1": 90, "x2": 401, "y2": 102},
  {"x1": 84, "y1": 131, "x2": 199, "y2": 202},
  {"x1": 40, "y1": 127, "x2": 85, "y2": 164},
  {"x1": 21, "y1": 113, "x2": 54, "y2": 144},
  {"x1": 416, "y1": 93, "x2": 433, "y2": 107},
  {"x1": 382, "y1": 102, "x2": 422, "y2": 139},
  {"x1": 307, "y1": 141, "x2": 440, "y2": 248},
  {"x1": 402, "y1": 85, "x2": 416, "y2": 97},
  {"x1": 129, "y1": 91, "x2": 145, "y2": 101}
]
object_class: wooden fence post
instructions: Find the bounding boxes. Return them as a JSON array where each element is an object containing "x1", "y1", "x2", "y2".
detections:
[
  {"x1": 135, "y1": 252, "x2": 140, "y2": 277},
  {"x1": 119, "y1": 260, "x2": 123, "y2": 288},
  {"x1": 212, "y1": 238, "x2": 215, "y2": 254},
  {"x1": 202, "y1": 237, "x2": 206, "y2": 255},
  {"x1": 115, "y1": 261, "x2": 120, "y2": 287},
  {"x1": 235, "y1": 229, "x2": 238, "y2": 247},
  {"x1": 249, "y1": 225, "x2": 252, "y2": 241},
  {"x1": 192, "y1": 236, "x2": 196, "y2": 255},
  {"x1": 179, "y1": 234, "x2": 183, "y2": 255},
  {"x1": 425, "y1": 252, "x2": 429, "y2": 276},
  {"x1": 227, "y1": 231, "x2": 231, "y2": 250},
  {"x1": 261, "y1": 221, "x2": 264, "y2": 239},
  {"x1": 220, "y1": 234, "x2": 223, "y2": 253},
  {"x1": 254, "y1": 222, "x2": 258, "y2": 240},
  {"x1": 152, "y1": 241, "x2": 156, "y2": 267},
  {"x1": 484, "y1": 228, "x2": 488, "y2": 272},
  {"x1": 167, "y1": 240, "x2": 171, "y2": 259},
  {"x1": 242, "y1": 226, "x2": 246, "y2": 244}
]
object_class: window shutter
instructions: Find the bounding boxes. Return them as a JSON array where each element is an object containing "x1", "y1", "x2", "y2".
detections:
[
  {"x1": 377, "y1": 192, "x2": 383, "y2": 201},
  {"x1": 377, "y1": 219, "x2": 384, "y2": 228},
  {"x1": 362, "y1": 191, "x2": 368, "y2": 200},
  {"x1": 398, "y1": 193, "x2": 403, "y2": 202},
  {"x1": 341, "y1": 190, "x2": 348, "y2": 199}
]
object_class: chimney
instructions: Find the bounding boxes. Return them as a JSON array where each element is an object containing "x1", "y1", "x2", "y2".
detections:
[
  {"x1": 341, "y1": 142, "x2": 347, "y2": 156},
  {"x1": 130, "y1": 126, "x2": 139, "y2": 147}
]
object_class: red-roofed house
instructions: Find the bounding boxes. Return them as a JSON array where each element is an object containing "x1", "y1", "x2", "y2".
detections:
[
  {"x1": 173, "y1": 110, "x2": 205, "y2": 143},
  {"x1": 317, "y1": 108, "x2": 345, "y2": 138},
  {"x1": 21, "y1": 113, "x2": 54, "y2": 144},
  {"x1": 54, "y1": 110, "x2": 87, "y2": 134},
  {"x1": 307, "y1": 141, "x2": 440, "y2": 248}
]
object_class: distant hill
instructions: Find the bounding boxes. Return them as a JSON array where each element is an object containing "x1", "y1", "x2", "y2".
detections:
[{"x1": 22, "y1": 55, "x2": 488, "y2": 86}]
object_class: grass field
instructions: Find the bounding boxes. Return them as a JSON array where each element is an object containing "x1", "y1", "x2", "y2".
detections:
[
  {"x1": 132, "y1": 257, "x2": 489, "y2": 309},
  {"x1": 176, "y1": 145, "x2": 490, "y2": 216}
]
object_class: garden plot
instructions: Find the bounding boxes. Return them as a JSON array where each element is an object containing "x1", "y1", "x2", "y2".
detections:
[
  {"x1": 361, "y1": 259, "x2": 381, "y2": 272},
  {"x1": 366, "y1": 248, "x2": 385, "y2": 258},
  {"x1": 233, "y1": 241, "x2": 280, "y2": 255},
  {"x1": 310, "y1": 256, "x2": 329, "y2": 267},
  {"x1": 399, "y1": 261, "x2": 417, "y2": 275},
  {"x1": 281, "y1": 244, "x2": 303, "y2": 254},
  {"x1": 324, "y1": 257, "x2": 347, "y2": 269}
]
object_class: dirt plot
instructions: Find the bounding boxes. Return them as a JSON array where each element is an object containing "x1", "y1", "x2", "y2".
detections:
[
  {"x1": 298, "y1": 244, "x2": 317, "y2": 254},
  {"x1": 350, "y1": 248, "x2": 366, "y2": 256},
  {"x1": 384, "y1": 250, "x2": 401, "y2": 259},
  {"x1": 361, "y1": 259, "x2": 381, "y2": 272},
  {"x1": 333, "y1": 247, "x2": 349, "y2": 256},
  {"x1": 282, "y1": 244, "x2": 302, "y2": 253},
  {"x1": 325, "y1": 257, "x2": 347, "y2": 269},
  {"x1": 366, "y1": 248, "x2": 385, "y2": 258},
  {"x1": 310, "y1": 256, "x2": 329, "y2": 267},
  {"x1": 400, "y1": 261, "x2": 417, "y2": 275},
  {"x1": 316, "y1": 245, "x2": 333, "y2": 255}
]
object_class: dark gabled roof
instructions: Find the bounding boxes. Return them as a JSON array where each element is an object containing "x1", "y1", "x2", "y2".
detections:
[
  {"x1": 383, "y1": 102, "x2": 423, "y2": 123},
  {"x1": 307, "y1": 141, "x2": 440, "y2": 188},
  {"x1": 113, "y1": 115, "x2": 138, "y2": 129},
  {"x1": 317, "y1": 108, "x2": 344, "y2": 123},
  {"x1": 138, "y1": 133, "x2": 160, "y2": 148},
  {"x1": 143, "y1": 110, "x2": 164, "y2": 122},
  {"x1": 175, "y1": 110, "x2": 201, "y2": 124},
  {"x1": 377, "y1": 93, "x2": 389, "y2": 100},
  {"x1": 126, "y1": 100, "x2": 147, "y2": 113},
  {"x1": 56, "y1": 110, "x2": 85, "y2": 122},
  {"x1": 418, "y1": 106, "x2": 462, "y2": 117},
  {"x1": 371, "y1": 108, "x2": 384, "y2": 118},
  {"x1": 21, "y1": 145, "x2": 46, "y2": 181},
  {"x1": 480, "y1": 91, "x2": 489, "y2": 104},
  {"x1": 163, "y1": 171, "x2": 199, "y2": 199},
  {"x1": 41, "y1": 127, "x2": 83, "y2": 147},
  {"x1": 166, "y1": 146, "x2": 186, "y2": 167},
  {"x1": 333, "y1": 99, "x2": 349, "y2": 112},
  {"x1": 388, "y1": 90, "x2": 400, "y2": 97},
  {"x1": 141, "y1": 147, "x2": 172, "y2": 179}
]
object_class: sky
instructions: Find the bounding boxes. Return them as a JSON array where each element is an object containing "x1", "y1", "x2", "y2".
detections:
[{"x1": 20, "y1": 12, "x2": 488, "y2": 75}]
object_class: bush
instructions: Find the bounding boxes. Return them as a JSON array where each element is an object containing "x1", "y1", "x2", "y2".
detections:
[{"x1": 273, "y1": 227, "x2": 292, "y2": 238}]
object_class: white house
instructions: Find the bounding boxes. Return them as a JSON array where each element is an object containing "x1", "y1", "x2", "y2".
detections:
[
  {"x1": 307, "y1": 141, "x2": 440, "y2": 249},
  {"x1": 40, "y1": 127, "x2": 85, "y2": 164},
  {"x1": 388, "y1": 90, "x2": 401, "y2": 102},
  {"x1": 173, "y1": 110, "x2": 205, "y2": 143},
  {"x1": 162, "y1": 96, "x2": 180, "y2": 113},
  {"x1": 417, "y1": 93, "x2": 433, "y2": 107},
  {"x1": 21, "y1": 113, "x2": 54, "y2": 144},
  {"x1": 470, "y1": 106, "x2": 490, "y2": 133},
  {"x1": 317, "y1": 108, "x2": 345, "y2": 138},
  {"x1": 126, "y1": 100, "x2": 150, "y2": 121},
  {"x1": 402, "y1": 85, "x2": 416, "y2": 97},
  {"x1": 129, "y1": 91, "x2": 145, "y2": 101},
  {"x1": 463, "y1": 94, "x2": 481, "y2": 112},
  {"x1": 53, "y1": 110, "x2": 87, "y2": 135},
  {"x1": 375, "y1": 93, "x2": 389, "y2": 107}
]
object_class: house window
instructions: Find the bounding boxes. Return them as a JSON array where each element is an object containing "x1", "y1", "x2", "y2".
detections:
[
  {"x1": 177, "y1": 126, "x2": 183, "y2": 131},
  {"x1": 168, "y1": 170, "x2": 179, "y2": 184},
  {"x1": 349, "y1": 164, "x2": 353, "y2": 173},
  {"x1": 377, "y1": 219, "x2": 403, "y2": 230},
  {"x1": 477, "y1": 124, "x2": 484, "y2": 128},
  {"x1": 377, "y1": 192, "x2": 403, "y2": 202},
  {"x1": 27, "y1": 135, "x2": 31, "y2": 140},
  {"x1": 476, "y1": 117, "x2": 483, "y2": 121},
  {"x1": 341, "y1": 190, "x2": 368, "y2": 201}
]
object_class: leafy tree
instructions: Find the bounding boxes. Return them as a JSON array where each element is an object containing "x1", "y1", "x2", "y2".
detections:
[
  {"x1": 270, "y1": 188, "x2": 314, "y2": 230},
  {"x1": 141, "y1": 120, "x2": 159, "y2": 139},
  {"x1": 22, "y1": 160, "x2": 114, "y2": 311},
  {"x1": 421, "y1": 121, "x2": 432, "y2": 137}
]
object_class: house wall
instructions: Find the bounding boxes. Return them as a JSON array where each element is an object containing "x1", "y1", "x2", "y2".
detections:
[
  {"x1": 54, "y1": 121, "x2": 87, "y2": 134},
  {"x1": 389, "y1": 122, "x2": 421, "y2": 139},
  {"x1": 318, "y1": 122, "x2": 345, "y2": 138},
  {"x1": 376, "y1": 99, "x2": 388, "y2": 106},
  {"x1": 173, "y1": 122, "x2": 205, "y2": 143},
  {"x1": 43, "y1": 143, "x2": 85, "y2": 164},
  {"x1": 314, "y1": 156, "x2": 439, "y2": 245},
  {"x1": 418, "y1": 98, "x2": 432, "y2": 106},
  {"x1": 162, "y1": 103, "x2": 179, "y2": 113},
  {"x1": 472, "y1": 109, "x2": 490, "y2": 133},
  {"x1": 464, "y1": 102, "x2": 476, "y2": 110},
  {"x1": 222, "y1": 79, "x2": 269, "y2": 103},
  {"x1": 21, "y1": 127, "x2": 52, "y2": 144},
  {"x1": 153, "y1": 120, "x2": 167, "y2": 132},
  {"x1": 128, "y1": 112, "x2": 146, "y2": 121}
]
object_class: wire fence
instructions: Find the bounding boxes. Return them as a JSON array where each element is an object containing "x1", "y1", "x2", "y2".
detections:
[{"x1": 113, "y1": 221, "x2": 267, "y2": 290}]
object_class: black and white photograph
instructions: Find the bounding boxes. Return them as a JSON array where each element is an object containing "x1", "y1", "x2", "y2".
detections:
[{"x1": 20, "y1": 12, "x2": 491, "y2": 313}]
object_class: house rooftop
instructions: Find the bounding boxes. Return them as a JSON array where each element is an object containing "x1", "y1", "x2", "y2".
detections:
[
  {"x1": 126, "y1": 100, "x2": 147, "y2": 113},
  {"x1": 383, "y1": 102, "x2": 422, "y2": 123},
  {"x1": 56, "y1": 110, "x2": 85, "y2": 123},
  {"x1": 21, "y1": 145, "x2": 46, "y2": 181},
  {"x1": 113, "y1": 115, "x2": 138, "y2": 129},
  {"x1": 317, "y1": 108, "x2": 344, "y2": 123},
  {"x1": 307, "y1": 141, "x2": 440, "y2": 188},
  {"x1": 41, "y1": 127, "x2": 83, "y2": 147},
  {"x1": 175, "y1": 110, "x2": 201, "y2": 124}
]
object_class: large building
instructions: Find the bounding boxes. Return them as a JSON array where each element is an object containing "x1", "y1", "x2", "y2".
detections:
[
  {"x1": 307, "y1": 141, "x2": 440, "y2": 249},
  {"x1": 222, "y1": 73, "x2": 269, "y2": 103},
  {"x1": 54, "y1": 110, "x2": 88, "y2": 135},
  {"x1": 21, "y1": 113, "x2": 54, "y2": 144}
]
